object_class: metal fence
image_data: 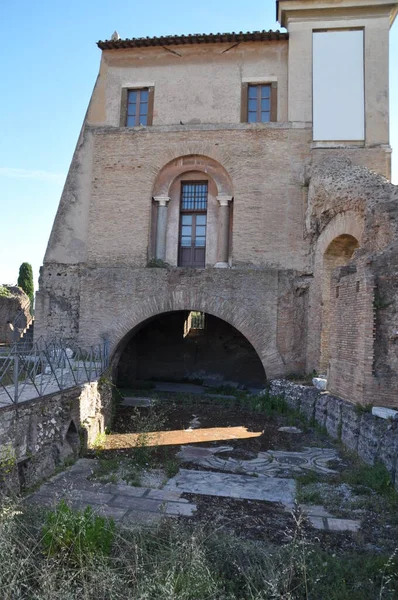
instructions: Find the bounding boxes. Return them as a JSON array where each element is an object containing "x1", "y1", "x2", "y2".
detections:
[{"x1": 0, "y1": 337, "x2": 109, "y2": 406}]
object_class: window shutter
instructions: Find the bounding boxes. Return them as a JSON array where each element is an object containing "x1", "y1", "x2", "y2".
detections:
[
  {"x1": 147, "y1": 86, "x2": 155, "y2": 126},
  {"x1": 240, "y1": 83, "x2": 248, "y2": 123},
  {"x1": 119, "y1": 88, "x2": 128, "y2": 127},
  {"x1": 270, "y1": 82, "x2": 278, "y2": 122}
]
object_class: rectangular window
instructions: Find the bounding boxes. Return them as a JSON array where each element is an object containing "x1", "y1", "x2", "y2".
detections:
[
  {"x1": 178, "y1": 182, "x2": 207, "y2": 268},
  {"x1": 241, "y1": 82, "x2": 277, "y2": 123},
  {"x1": 120, "y1": 87, "x2": 154, "y2": 127}
]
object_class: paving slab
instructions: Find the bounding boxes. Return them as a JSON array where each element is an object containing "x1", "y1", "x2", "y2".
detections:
[
  {"x1": 122, "y1": 396, "x2": 153, "y2": 407},
  {"x1": 103, "y1": 483, "x2": 147, "y2": 498},
  {"x1": 163, "y1": 502, "x2": 197, "y2": 516},
  {"x1": 110, "y1": 495, "x2": 164, "y2": 512},
  {"x1": 165, "y1": 469, "x2": 296, "y2": 505},
  {"x1": 67, "y1": 490, "x2": 115, "y2": 505},
  {"x1": 300, "y1": 504, "x2": 333, "y2": 518},
  {"x1": 154, "y1": 382, "x2": 205, "y2": 394},
  {"x1": 278, "y1": 426, "x2": 303, "y2": 434},
  {"x1": 308, "y1": 516, "x2": 361, "y2": 532},
  {"x1": 146, "y1": 489, "x2": 189, "y2": 502}
]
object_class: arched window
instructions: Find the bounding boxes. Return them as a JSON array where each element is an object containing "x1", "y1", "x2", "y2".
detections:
[{"x1": 178, "y1": 182, "x2": 208, "y2": 267}]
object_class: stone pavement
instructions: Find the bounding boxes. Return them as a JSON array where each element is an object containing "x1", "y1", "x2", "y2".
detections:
[
  {"x1": 27, "y1": 459, "x2": 196, "y2": 524},
  {"x1": 26, "y1": 453, "x2": 360, "y2": 533},
  {"x1": 177, "y1": 445, "x2": 340, "y2": 477},
  {"x1": 165, "y1": 469, "x2": 296, "y2": 506}
]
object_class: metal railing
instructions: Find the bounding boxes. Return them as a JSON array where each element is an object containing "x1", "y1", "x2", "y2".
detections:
[{"x1": 0, "y1": 337, "x2": 109, "y2": 406}]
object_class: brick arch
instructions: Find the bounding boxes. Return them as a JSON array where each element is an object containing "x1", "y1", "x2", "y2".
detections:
[
  {"x1": 152, "y1": 154, "x2": 233, "y2": 198},
  {"x1": 307, "y1": 211, "x2": 364, "y2": 372},
  {"x1": 108, "y1": 289, "x2": 285, "y2": 379},
  {"x1": 315, "y1": 212, "x2": 364, "y2": 260}
]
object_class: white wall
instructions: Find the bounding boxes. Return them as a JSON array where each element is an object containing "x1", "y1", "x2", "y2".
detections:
[{"x1": 313, "y1": 30, "x2": 365, "y2": 141}]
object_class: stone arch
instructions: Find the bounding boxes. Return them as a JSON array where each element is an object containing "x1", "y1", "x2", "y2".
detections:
[
  {"x1": 307, "y1": 211, "x2": 364, "y2": 373},
  {"x1": 65, "y1": 420, "x2": 80, "y2": 456},
  {"x1": 107, "y1": 288, "x2": 285, "y2": 379}
]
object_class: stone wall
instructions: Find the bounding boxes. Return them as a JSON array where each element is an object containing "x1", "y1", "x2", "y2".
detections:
[
  {"x1": 0, "y1": 286, "x2": 30, "y2": 343},
  {"x1": 269, "y1": 380, "x2": 398, "y2": 490},
  {"x1": 0, "y1": 380, "x2": 112, "y2": 494}
]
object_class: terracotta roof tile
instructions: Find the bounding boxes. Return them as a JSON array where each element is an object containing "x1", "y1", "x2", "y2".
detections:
[{"x1": 97, "y1": 30, "x2": 288, "y2": 50}]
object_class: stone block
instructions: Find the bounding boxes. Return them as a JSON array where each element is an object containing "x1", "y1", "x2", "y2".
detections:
[
  {"x1": 299, "y1": 388, "x2": 319, "y2": 422},
  {"x1": 314, "y1": 394, "x2": 329, "y2": 429},
  {"x1": 313, "y1": 378, "x2": 327, "y2": 391},
  {"x1": 341, "y1": 401, "x2": 361, "y2": 453},
  {"x1": 377, "y1": 425, "x2": 398, "y2": 484},
  {"x1": 372, "y1": 407, "x2": 398, "y2": 420},
  {"x1": 357, "y1": 413, "x2": 386, "y2": 465},
  {"x1": 325, "y1": 396, "x2": 343, "y2": 440}
]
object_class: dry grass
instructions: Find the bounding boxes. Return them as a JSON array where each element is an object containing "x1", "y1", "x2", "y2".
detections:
[{"x1": 0, "y1": 496, "x2": 397, "y2": 599}]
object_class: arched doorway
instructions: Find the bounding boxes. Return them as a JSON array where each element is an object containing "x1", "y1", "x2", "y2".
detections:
[
  {"x1": 115, "y1": 311, "x2": 266, "y2": 388},
  {"x1": 151, "y1": 155, "x2": 234, "y2": 267},
  {"x1": 320, "y1": 234, "x2": 359, "y2": 372}
]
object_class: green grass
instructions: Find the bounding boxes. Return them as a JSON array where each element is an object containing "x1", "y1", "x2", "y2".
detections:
[{"x1": 341, "y1": 461, "x2": 393, "y2": 495}]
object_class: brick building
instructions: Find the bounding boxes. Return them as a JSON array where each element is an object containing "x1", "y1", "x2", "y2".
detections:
[{"x1": 36, "y1": 0, "x2": 398, "y2": 403}]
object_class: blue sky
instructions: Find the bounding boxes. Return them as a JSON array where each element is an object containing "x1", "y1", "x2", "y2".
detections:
[{"x1": 1, "y1": 0, "x2": 397, "y2": 290}]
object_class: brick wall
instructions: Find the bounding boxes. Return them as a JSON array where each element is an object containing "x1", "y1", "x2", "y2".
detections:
[{"x1": 328, "y1": 264, "x2": 375, "y2": 405}]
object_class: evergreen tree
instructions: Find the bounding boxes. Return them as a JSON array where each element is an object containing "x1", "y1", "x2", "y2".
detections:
[{"x1": 17, "y1": 262, "x2": 34, "y2": 309}]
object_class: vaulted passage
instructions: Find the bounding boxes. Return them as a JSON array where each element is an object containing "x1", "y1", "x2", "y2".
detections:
[{"x1": 116, "y1": 311, "x2": 266, "y2": 387}]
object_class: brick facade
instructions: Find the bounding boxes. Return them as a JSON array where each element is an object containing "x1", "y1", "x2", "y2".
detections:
[{"x1": 35, "y1": 1, "x2": 398, "y2": 407}]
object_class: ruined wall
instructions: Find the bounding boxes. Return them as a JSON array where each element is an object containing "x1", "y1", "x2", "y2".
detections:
[
  {"x1": 0, "y1": 287, "x2": 30, "y2": 343},
  {"x1": 305, "y1": 157, "x2": 398, "y2": 407},
  {"x1": 270, "y1": 380, "x2": 398, "y2": 491},
  {"x1": 34, "y1": 265, "x2": 81, "y2": 342},
  {"x1": 0, "y1": 381, "x2": 112, "y2": 494},
  {"x1": 327, "y1": 264, "x2": 376, "y2": 405}
]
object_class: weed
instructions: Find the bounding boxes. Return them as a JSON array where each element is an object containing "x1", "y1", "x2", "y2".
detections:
[
  {"x1": 146, "y1": 258, "x2": 169, "y2": 268},
  {"x1": 285, "y1": 370, "x2": 317, "y2": 385},
  {"x1": 90, "y1": 457, "x2": 120, "y2": 483},
  {"x1": 354, "y1": 402, "x2": 373, "y2": 414},
  {"x1": 0, "y1": 499, "x2": 397, "y2": 599},
  {"x1": 92, "y1": 432, "x2": 107, "y2": 453},
  {"x1": 341, "y1": 461, "x2": 393, "y2": 496},
  {"x1": 42, "y1": 500, "x2": 115, "y2": 565},
  {"x1": 164, "y1": 457, "x2": 180, "y2": 479},
  {"x1": 123, "y1": 464, "x2": 141, "y2": 487},
  {"x1": 0, "y1": 445, "x2": 16, "y2": 481}
]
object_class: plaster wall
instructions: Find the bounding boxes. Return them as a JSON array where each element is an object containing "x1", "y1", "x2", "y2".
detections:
[
  {"x1": 87, "y1": 41, "x2": 289, "y2": 127},
  {"x1": 286, "y1": 11, "x2": 390, "y2": 145}
]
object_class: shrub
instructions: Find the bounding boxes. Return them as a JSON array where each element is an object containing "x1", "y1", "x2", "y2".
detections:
[{"x1": 17, "y1": 262, "x2": 34, "y2": 308}]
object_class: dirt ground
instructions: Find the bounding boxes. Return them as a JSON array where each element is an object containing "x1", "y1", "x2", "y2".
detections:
[{"x1": 93, "y1": 390, "x2": 398, "y2": 557}]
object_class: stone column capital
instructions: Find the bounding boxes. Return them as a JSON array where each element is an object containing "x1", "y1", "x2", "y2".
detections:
[
  {"x1": 217, "y1": 195, "x2": 233, "y2": 207},
  {"x1": 153, "y1": 196, "x2": 170, "y2": 207}
]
